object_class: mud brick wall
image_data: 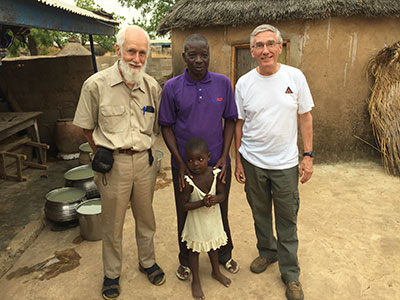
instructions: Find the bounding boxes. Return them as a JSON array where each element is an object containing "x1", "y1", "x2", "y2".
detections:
[
  {"x1": 0, "y1": 55, "x2": 94, "y2": 154},
  {"x1": 146, "y1": 56, "x2": 172, "y2": 83}
]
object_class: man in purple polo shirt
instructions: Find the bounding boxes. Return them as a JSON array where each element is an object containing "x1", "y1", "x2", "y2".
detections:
[{"x1": 159, "y1": 34, "x2": 239, "y2": 281}]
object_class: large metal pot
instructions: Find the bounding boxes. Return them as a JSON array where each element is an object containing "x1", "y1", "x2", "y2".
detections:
[
  {"x1": 76, "y1": 198, "x2": 102, "y2": 241},
  {"x1": 44, "y1": 187, "x2": 86, "y2": 223},
  {"x1": 64, "y1": 164, "x2": 100, "y2": 199}
]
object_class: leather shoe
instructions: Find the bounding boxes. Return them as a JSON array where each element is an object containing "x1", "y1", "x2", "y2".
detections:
[
  {"x1": 250, "y1": 256, "x2": 278, "y2": 274},
  {"x1": 283, "y1": 279, "x2": 304, "y2": 300}
]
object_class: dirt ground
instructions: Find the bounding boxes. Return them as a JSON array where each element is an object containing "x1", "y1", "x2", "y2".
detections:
[{"x1": 0, "y1": 137, "x2": 399, "y2": 300}]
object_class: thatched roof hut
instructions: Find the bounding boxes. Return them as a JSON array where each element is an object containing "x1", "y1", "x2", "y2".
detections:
[
  {"x1": 158, "y1": 0, "x2": 400, "y2": 35},
  {"x1": 158, "y1": 0, "x2": 400, "y2": 164},
  {"x1": 56, "y1": 40, "x2": 91, "y2": 56}
]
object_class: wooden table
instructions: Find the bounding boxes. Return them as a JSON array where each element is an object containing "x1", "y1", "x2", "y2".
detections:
[
  {"x1": 0, "y1": 112, "x2": 42, "y2": 142},
  {"x1": 0, "y1": 112, "x2": 48, "y2": 181}
]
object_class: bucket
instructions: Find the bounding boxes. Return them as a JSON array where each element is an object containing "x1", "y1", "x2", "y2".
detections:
[
  {"x1": 76, "y1": 198, "x2": 102, "y2": 241},
  {"x1": 44, "y1": 187, "x2": 86, "y2": 223},
  {"x1": 64, "y1": 164, "x2": 100, "y2": 199},
  {"x1": 78, "y1": 142, "x2": 92, "y2": 165},
  {"x1": 155, "y1": 149, "x2": 164, "y2": 173}
]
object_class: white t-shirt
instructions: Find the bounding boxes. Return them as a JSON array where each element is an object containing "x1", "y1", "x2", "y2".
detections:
[{"x1": 235, "y1": 64, "x2": 314, "y2": 169}]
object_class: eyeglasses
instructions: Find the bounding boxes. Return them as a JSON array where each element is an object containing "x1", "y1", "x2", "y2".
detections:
[{"x1": 252, "y1": 40, "x2": 281, "y2": 51}]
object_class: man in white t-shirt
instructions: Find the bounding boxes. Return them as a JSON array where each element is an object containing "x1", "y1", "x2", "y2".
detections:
[{"x1": 234, "y1": 24, "x2": 314, "y2": 300}]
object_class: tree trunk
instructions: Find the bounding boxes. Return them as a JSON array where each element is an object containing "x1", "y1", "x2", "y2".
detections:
[{"x1": 27, "y1": 36, "x2": 38, "y2": 56}]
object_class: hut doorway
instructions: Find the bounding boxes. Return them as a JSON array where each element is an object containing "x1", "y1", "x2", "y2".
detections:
[{"x1": 231, "y1": 41, "x2": 290, "y2": 86}]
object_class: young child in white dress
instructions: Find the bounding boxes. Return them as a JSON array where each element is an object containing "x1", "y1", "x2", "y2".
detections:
[{"x1": 179, "y1": 137, "x2": 231, "y2": 300}]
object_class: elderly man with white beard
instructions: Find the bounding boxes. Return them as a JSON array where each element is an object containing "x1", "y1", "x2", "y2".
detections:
[{"x1": 73, "y1": 25, "x2": 165, "y2": 300}]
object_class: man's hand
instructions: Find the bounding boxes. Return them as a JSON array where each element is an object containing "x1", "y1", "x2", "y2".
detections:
[
  {"x1": 82, "y1": 129, "x2": 97, "y2": 153},
  {"x1": 178, "y1": 163, "x2": 192, "y2": 192},
  {"x1": 235, "y1": 161, "x2": 246, "y2": 184},
  {"x1": 214, "y1": 156, "x2": 227, "y2": 184},
  {"x1": 299, "y1": 156, "x2": 313, "y2": 184}
]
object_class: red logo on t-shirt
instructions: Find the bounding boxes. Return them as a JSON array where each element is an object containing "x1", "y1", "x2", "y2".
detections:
[
  {"x1": 212, "y1": 97, "x2": 224, "y2": 103},
  {"x1": 285, "y1": 87, "x2": 293, "y2": 94}
]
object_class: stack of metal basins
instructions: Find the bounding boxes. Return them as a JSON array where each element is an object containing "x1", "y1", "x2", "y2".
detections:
[{"x1": 44, "y1": 164, "x2": 101, "y2": 240}]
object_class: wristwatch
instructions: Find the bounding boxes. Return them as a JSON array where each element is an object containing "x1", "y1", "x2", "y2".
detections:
[{"x1": 303, "y1": 151, "x2": 314, "y2": 158}]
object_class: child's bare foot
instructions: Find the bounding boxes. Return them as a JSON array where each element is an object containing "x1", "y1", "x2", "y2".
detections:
[
  {"x1": 212, "y1": 271, "x2": 231, "y2": 287},
  {"x1": 192, "y1": 280, "x2": 205, "y2": 299}
]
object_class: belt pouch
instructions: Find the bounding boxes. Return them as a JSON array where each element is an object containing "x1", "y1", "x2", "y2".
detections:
[{"x1": 92, "y1": 146, "x2": 114, "y2": 174}]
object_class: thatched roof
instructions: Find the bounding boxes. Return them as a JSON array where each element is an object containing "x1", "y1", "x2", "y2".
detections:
[
  {"x1": 158, "y1": 0, "x2": 400, "y2": 35},
  {"x1": 56, "y1": 40, "x2": 91, "y2": 56}
]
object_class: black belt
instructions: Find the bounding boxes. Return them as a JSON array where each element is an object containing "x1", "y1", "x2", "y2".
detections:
[
  {"x1": 118, "y1": 149, "x2": 140, "y2": 155},
  {"x1": 117, "y1": 148, "x2": 153, "y2": 166}
]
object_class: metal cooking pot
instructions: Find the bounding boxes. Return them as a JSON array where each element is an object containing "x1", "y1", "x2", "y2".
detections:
[
  {"x1": 44, "y1": 187, "x2": 86, "y2": 223},
  {"x1": 64, "y1": 164, "x2": 100, "y2": 199},
  {"x1": 76, "y1": 198, "x2": 102, "y2": 241}
]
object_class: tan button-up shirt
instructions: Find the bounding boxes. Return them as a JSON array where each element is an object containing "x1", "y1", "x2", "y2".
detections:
[{"x1": 73, "y1": 61, "x2": 161, "y2": 151}]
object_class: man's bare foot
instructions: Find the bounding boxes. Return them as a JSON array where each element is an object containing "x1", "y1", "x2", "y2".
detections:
[
  {"x1": 212, "y1": 271, "x2": 231, "y2": 287},
  {"x1": 192, "y1": 280, "x2": 205, "y2": 299}
]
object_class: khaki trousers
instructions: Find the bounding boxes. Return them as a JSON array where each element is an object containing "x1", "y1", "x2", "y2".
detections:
[{"x1": 94, "y1": 150, "x2": 157, "y2": 279}]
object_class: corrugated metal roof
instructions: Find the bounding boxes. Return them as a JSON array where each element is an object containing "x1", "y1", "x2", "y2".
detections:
[
  {"x1": 37, "y1": 0, "x2": 119, "y2": 25},
  {"x1": 0, "y1": 0, "x2": 118, "y2": 35}
]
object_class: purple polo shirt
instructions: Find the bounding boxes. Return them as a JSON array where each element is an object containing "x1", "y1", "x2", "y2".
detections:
[{"x1": 159, "y1": 69, "x2": 238, "y2": 168}]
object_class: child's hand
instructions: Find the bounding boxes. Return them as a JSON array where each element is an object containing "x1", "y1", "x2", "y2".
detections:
[
  {"x1": 202, "y1": 194, "x2": 212, "y2": 207},
  {"x1": 207, "y1": 194, "x2": 219, "y2": 206}
]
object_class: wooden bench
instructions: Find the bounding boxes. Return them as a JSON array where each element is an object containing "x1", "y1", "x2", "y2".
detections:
[{"x1": 0, "y1": 136, "x2": 49, "y2": 181}]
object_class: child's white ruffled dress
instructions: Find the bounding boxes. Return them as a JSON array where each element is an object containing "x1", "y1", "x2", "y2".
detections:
[{"x1": 181, "y1": 169, "x2": 227, "y2": 253}]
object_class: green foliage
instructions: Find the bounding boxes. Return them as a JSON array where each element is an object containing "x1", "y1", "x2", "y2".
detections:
[
  {"x1": 73, "y1": 0, "x2": 122, "y2": 52},
  {"x1": 6, "y1": 36, "x2": 25, "y2": 57},
  {"x1": 118, "y1": 0, "x2": 176, "y2": 38},
  {"x1": 75, "y1": 0, "x2": 97, "y2": 8},
  {"x1": 6, "y1": 28, "x2": 67, "y2": 57}
]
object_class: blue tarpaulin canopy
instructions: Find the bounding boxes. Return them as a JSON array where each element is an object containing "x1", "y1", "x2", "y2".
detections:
[
  {"x1": 0, "y1": 0, "x2": 119, "y2": 70},
  {"x1": 0, "y1": 0, "x2": 118, "y2": 35}
]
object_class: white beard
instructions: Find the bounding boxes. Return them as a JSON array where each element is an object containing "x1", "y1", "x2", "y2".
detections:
[{"x1": 119, "y1": 58, "x2": 147, "y2": 85}]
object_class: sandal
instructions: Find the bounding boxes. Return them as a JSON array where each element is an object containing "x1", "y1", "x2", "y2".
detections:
[
  {"x1": 175, "y1": 265, "x2": 191, "y2": 281},
  {"x1": 224, "y1": 258, "x2": 240, "y2": 274},
  {"x1": 139, "y1": 263, "x2": 166, "y2": 286},
  {"x1": 102, "y1": 276, "x2": 120, "y2": 299}
]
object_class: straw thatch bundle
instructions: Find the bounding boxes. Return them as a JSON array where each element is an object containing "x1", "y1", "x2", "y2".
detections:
[
  {"x1": 367, "y1": 41, "x2": 400, "y2": 176},
  {"x1": 158, "y1": 0, "x2": 400, "y2": 34}
]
